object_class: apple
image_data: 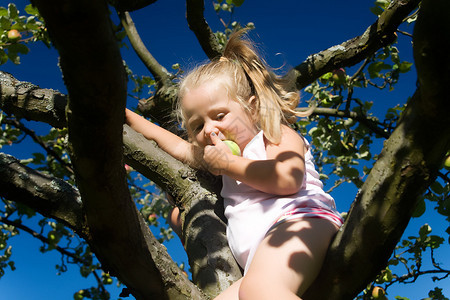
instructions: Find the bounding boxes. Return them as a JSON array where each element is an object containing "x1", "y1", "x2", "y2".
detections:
[
  {"x1": 148, "y1": 213, "x2": 157, "y2": 223},
  {"x1": 372, "y1": 286, "x2": 387, "y2": 299},
  {"x1": 331, "y1": 68, "x2": 346, "y2": 85},
  {"x1": 7, "y1": 29, "x2": 21, "y2": 42},
  {"x1": 223, "y1": 140, "x2": 241, "y2": 156}
]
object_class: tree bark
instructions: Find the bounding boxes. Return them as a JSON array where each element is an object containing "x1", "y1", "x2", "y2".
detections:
[
  {"x1": 29, "y1": 0, "x2": 203, "y2": 299},
  {"x1": 0, "y1": 152, "x2": 85, "y2": 232}
]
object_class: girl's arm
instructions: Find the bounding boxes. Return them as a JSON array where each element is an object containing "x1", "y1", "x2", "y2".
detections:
[
  {"x1": 205, "y1": 125, "x2": 306, "y2": 195},
  {"x1": 125, "y1": 109, "x2": 202, "y2": 168}
]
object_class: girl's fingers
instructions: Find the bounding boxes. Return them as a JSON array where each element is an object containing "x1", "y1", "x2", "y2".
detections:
[{"x1": 210, "y1": 131, "x2": 222, "y2": 145}]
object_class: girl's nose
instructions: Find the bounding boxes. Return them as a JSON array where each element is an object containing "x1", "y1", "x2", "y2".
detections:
[{"x1": 203, "y1": 122, "x2": 218, "y2": 139}]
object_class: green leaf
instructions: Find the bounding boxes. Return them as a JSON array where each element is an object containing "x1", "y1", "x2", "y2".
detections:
[
  {"x1": 0, "y1": 49, "x2": 7, "y2": 65},
  {"x1": 430, "y1": 181, "x2": 444, "y2": 194},
  {"x1": 8, "y1": 43, "x2": 29, "y2": 54},
  {"x1": 419, "y1": 224, "x2": 432, "y2": 238},
  {"x1": 0, "y1": 7, "x2": 8, "y2": 17},
  {"x1": 231, "y1": 0, "x2": 245, "y2": 7},
  {"x1": 6, "y1": 50, "x2": 20, "y2": 64},
  {"x1": 368, "y1": 61, "x2": 392, "y2": 78},
  {"x1": 428, "y1": 235, "x2": 444, "y2": 249},
  {"x1": 7, "y1": 3, "x2": 18, "y2": 19},
  {"x1": 370, "y1": 6, "x2": 383, "y2": 16},
  {"x1": 412, "y1": 198, "x2": 426, "y2": 218},
  {"x1": 24, "y1": 4, "x2": 40, "y2": 16},
  {"x1": 399, "y1": 61, "x2": 413, "y2": 73},
  {"x1": 0, "y1": 16, "x2": 11, "y2": 30}
]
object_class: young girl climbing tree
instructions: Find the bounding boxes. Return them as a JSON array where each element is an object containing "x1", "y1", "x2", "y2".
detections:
[{"x1": 125, "y1": 29, "x2": 343, "y2": 299}]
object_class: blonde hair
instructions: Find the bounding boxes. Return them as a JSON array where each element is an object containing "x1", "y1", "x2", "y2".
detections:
[{"x1": 178, "y1": 29, "x2": 309, "y2": 144}]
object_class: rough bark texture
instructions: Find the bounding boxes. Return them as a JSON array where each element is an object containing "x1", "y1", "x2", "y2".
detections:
[
  {"x1": 303, "y1": 1, "x2": 450, "y2": 298},
  {"x1": 0, "y1": 152, "x2": 84, "y2": 232},
  {"x1": 186, "y1": 0, "x2": 223, "y2": 60},
  {"x1": 0, "y1": 71, "x2": 67, "y2": 129}
]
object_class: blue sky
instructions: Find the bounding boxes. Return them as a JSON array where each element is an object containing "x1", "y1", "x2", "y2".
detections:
[{"x1": 1, "y1": 0, "x2": 449, "y2": 299}]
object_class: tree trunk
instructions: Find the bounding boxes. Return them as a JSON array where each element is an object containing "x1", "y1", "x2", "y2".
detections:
[{"x1": 304, "y1": 1, "x2": 450, "y2": 298}]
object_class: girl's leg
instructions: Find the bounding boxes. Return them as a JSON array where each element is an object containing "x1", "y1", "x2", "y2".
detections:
[
  {"x1": 238, "y1": 218, "x2": 339, "y2": 300},
  {"x1": 214, "y1": 278, "x2": 243, "y2": 300}
]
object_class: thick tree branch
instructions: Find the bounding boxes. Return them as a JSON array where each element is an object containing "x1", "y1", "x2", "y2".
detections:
[
  {"x1": 0, "y1": 71, "x2": 67, "y2": 129},
  {"x1": 0, "y1": 153, "x2": 84, "y2": 233},
  {"x1": 303, "y1": 0, "x2": 450, "y2": 298},
  {"x1": 30, "y1": 0, "x2": 176, "y2": 298},
  {"x1": 290, "y1": 0, "x2": 421, "y2": 89},
  {"x1": 186, "y1": 0, "x2": 223, "y2": 59},
  {"x1": 123, "y1": 125, "x2": 242, "y2": 297},
  {"x1": 119, "y1": 11, "x2": 172, "y2": 83}
]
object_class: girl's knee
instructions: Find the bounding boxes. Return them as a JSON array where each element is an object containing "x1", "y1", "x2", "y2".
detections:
[
  {"x1": 238, "y1": 276, "x2": 278, "y2": 300},
  {"x1": 239, "y1": 277, "x2": 298, "y2": 300},
  {"x1": 238, "y1": 276, "x2": 258, "y2": 300},
  {"x1": 167, "y1": 206, "x2": 182, "y2": 238}
]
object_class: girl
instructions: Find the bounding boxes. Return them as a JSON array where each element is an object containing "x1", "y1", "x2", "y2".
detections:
[{"x1": 125, "y1": 30, "x2": 343, "y2": 299}]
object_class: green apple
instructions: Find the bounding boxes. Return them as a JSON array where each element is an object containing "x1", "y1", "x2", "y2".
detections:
[{"x1": 223, "y1": 140, "x2": 241, "y2": 156}]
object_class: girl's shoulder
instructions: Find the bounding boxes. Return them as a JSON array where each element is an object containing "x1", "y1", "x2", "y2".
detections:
[{"x1": 263, "y1": 124, "x2": 306, "y2": 156}]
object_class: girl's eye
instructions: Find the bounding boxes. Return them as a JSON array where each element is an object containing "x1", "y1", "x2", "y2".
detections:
[
  {"x1": 193, "y1": 124, "x2": 203, "y2": 133},
  {"x1": 216, "y1": 113, "x2": 225, "y2": 120}
]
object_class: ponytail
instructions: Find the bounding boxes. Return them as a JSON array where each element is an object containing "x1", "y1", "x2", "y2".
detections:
[
  {"x1": 178, "y1": 29, "x2": 311, "y2": 144},
  {"x1": 221, "y1": 29, "x2": 310, "y2": 143}
]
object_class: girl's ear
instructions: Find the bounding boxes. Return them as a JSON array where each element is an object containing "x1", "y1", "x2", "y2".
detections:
[
  {"x1": 248, "y1": 95, "x2": 257, "y2": 110},
  {"x1": 247, "y1": 95, "x2": 259, "y2": 123}
]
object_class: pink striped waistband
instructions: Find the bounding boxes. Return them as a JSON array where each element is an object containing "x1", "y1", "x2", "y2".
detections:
[{"x1": 267, "y1": 206, "x2": 344, "y2": 234}]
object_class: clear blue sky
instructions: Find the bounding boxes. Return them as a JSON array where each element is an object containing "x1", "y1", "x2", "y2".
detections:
[{"x1": 1, "y1": 0, "x2": 448, "y2": 299}]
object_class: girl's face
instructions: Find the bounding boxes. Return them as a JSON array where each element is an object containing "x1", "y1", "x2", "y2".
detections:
[{"x1": 181, "y1": 81, "x2": 258, "y2": 151}]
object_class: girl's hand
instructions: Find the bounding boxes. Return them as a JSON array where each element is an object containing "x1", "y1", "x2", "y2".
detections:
[{"x1": 203, "y1": 132, "x2": 235, "y2": 175}]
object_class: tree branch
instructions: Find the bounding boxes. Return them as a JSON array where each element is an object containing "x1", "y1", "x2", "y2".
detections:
[
  {"x1": 123, "y1": 124, "x2": 242, "y2": 297},
  {"x1": 186, "y1": 0, "x2": 223, "y2": 59},
  {"x1": 303, "y1": 0, "x2": 450, "y2": 298},
  {"x1": 0, "y1": 71, "x2": 67, "y2": 129},
  {"x1": 0, "y1": 216, "x2": 91, "y2": 266},
  {"x1": 0, "y1": 153, "x2": 84, "y2": 233},
  {"x1": 1, "y1": 117, "x2": 74, "y2": 174},
  {"x1": 290, "y1": 0, "x2": 421, "y2": 89},
  {"x1": 119, "y1": 11, "x2": 172, "y2": 83},
  {"x1": 301, "y1": 107, "x2": 389, "y2": 138}
]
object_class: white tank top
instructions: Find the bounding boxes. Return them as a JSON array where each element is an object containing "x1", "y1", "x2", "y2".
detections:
[{"x1": 221, "y1": 131, "x2": 340, "y2": 273}]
